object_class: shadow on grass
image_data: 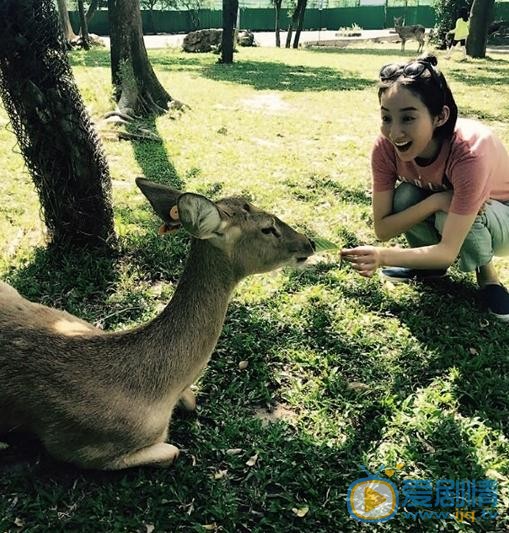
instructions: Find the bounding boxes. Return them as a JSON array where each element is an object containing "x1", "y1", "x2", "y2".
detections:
[
  {"x1": 197, "y1": 60, "x2": 373, "y2": 92},
  {"x1": 1, "y1": 279, "x2": 503, "y2": 531},
  {"x1": 70, "y1": 49, "x2": 373, "y2": 92}
]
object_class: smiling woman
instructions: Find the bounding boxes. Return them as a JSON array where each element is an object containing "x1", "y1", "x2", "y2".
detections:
[{"x1": 341, "y1": 53, "x2": 509, "y2": 321}]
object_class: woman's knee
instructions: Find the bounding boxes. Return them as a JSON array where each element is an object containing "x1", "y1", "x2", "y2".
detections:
[{"x1": 393, "y1": 183, "x2": 429, "y2": 214}]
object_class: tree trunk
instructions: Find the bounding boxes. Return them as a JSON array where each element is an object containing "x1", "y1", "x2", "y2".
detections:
[
  {"x1": 86, "y1": 0, "x2": 101, "y2": 24},
  {"x1": 293, "y1": 0, "x2": 307, "y2": 49},
  {"x1": 467, "y1": 0, "x2": 495, "y2": 58},
  {"x1": 274, "y1": 0, "x2": 282, "y2": 47},
  {"x1": 0, "y1": 0, "x2": 116, "y2": 249},
  {"x1": 221, "y1": 0, "x2": 238, "y2": 64},
  {"x1": 56, "y1": 0, "x2": 77, "y2": 42},
  {"x1": 108, "y1": 0, "x2": 172, "y2": 116},
  {"x1": 285, "y1": 4, "x2": 300, "y2": 48},
  {"x1": 77, "y1": 0, "x2": 90, "y2": 49}
]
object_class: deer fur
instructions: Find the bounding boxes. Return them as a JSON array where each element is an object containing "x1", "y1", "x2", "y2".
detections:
[
  {"x1": 0, "y1": 178, "x2": 314, "y2": 470},
  {"x1": 394, "y1": 17, "x2": 425, "y2": 53}
]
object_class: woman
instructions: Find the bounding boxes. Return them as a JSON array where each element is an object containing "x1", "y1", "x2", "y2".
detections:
[{"x1": 341, "y1": 54, "x2": 509, "y2": 321}]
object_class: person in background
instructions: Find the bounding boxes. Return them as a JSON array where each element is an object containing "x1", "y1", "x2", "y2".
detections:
[
  {"x1": 341, "y1": 53, "x2": 509, "y2": 321},
  {"x1": 446, "y1": 7, "x2": 470, "y2": 60}
]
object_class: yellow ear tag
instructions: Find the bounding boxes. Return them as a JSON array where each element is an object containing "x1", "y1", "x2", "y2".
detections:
[{"x1": 169, "y1": 205, "x2": 180, "y2": 221}]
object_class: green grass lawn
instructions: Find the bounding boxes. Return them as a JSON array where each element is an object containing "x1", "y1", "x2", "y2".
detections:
[{"x1": 0, "y1": 43, "x2": 508, "y2": 532}]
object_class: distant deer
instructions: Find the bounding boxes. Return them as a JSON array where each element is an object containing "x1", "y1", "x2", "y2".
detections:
[
  {"x1": 0, "y1": 178, "x2": 315, "y2": 470},
  {"x1": 394, "y1": 16, "x2": 425, "y2": 53}
]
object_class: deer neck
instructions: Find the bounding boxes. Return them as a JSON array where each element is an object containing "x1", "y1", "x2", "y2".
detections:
[{"x1": 132, "y1": 239, "x2": 238, "y2": 390}]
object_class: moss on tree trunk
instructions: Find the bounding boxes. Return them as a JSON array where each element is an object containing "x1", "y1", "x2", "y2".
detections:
[{"x1": 0, "y1": 0, "x2": 116, "y2": 249}]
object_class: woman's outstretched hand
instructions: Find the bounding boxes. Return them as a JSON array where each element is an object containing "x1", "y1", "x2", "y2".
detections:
[{"x1": 341, "y1": 246, "x2": 382, "y2": 277}]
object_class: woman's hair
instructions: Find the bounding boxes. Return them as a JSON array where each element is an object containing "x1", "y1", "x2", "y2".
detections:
[
  {"x1": 377, "y1": 53, "x2": 458, "y2": 140},
  {"x1": 459, "y1": 7, "x2": 469, "y2": 22}
]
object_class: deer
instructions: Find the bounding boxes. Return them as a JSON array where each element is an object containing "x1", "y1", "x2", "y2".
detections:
[
  {"x1": 0, "y1": 178, "x2": 315, "y2": 470},
  {"x1": 394, "y1": 16, "x2": 425, "y2": 53}
]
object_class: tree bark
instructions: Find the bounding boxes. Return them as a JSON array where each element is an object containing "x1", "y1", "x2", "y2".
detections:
[
  {"x1": 77, "y1": 0, "x2": 90, "y2": 49},
  {"x1": 0, "y1": 0, "x2": 116, "y2": 249},
  {"x1": 56, "y1": 0, "x2": 77, "y2": 42},
  {"x1": 221, "y1": 0, "x2": 238, "y2": 64},
  {"x1": 274, "y1": 0, "x2": 282, "y2": 47},
  {"x1": 285, "y1": 2, "x2": 300, "y2": 48},
  {"x1": 467, "y1": 0, "x2": 495, "y2": 58},
  {"x1": 293, "y1": 0, "x2": 307, "y2": 49},
  {"x1": 108, "y1": 0, "x2": 172, "y2": 116}
]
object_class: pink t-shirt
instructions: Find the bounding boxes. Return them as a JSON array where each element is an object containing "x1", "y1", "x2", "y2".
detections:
[{"x1": 372, "y1": 118, "x2": 509, "y2": 215}]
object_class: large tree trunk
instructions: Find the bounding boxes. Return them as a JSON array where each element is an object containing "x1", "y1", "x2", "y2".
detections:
[
  {"x1": 108, "y1": 0, "x2": 172, "y2": 116},
  {"x1": 0, "y1": 0, "x2": 116, "y2": 249},
  {"x1": 56, "y1": 0, "x2": 77, "y2": 43},
  {"x1": 77, "y1": 0, "x2": 90, "y2": 49},
  {"x1": 274, "y1": 0, "x2": 282, "y2": 47},
  {"x1": 467, "y1": 0, "x2": 495, "y2": 58},
  {"x1": 221, "y1": 0, "x2": 238, "y2": 64},
  {"x1": 293, "y1": 0, "x2": 307, "y2": 49}
]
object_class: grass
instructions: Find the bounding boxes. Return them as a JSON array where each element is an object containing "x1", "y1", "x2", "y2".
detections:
[{"x1": 1, "y1": 42, "x2": 509, "y2": 532}]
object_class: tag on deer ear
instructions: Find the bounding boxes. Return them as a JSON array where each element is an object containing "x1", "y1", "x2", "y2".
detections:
[
  {"x1": 177, "y1": 193, "x2": 222, "y2": 239},
  {"x1": 136, "y1": 177, "x2": 183, "y2": 225}
]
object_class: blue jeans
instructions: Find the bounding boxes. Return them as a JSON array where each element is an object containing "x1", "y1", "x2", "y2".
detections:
[{"x1": 393, "y1": 182, "x2": 509, "y2": 272}]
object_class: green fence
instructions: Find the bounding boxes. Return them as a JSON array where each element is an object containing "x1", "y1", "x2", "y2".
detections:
[{"x1": 70, "y1": 4, "x2": 509, "y2": 35}]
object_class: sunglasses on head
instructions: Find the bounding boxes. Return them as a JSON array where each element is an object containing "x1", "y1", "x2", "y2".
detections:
[{"x1": 379, "y1": 60, "x2": 444, "y2": 93}]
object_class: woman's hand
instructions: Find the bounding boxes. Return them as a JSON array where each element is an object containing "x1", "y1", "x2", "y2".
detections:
[
  {"x1": 432, "y1": 191, "x2": 453, "y2": 213},
  {"x1": 341, "y1": 246, "x2": 383, "y2": 277}
]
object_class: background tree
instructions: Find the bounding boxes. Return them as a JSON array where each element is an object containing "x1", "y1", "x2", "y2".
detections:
[
  {"x1": 220, "y1": 0, "x2": 238, "y2": 64},
  {"x1": 292, "y1": 0, "x2": 307, "y2": 48},
  {"x1": 56, "y1": 0, "x2": 78, "y2": 43},
  {"x1": 0, "y1": 0, "x2": 115, "y2": 249},
  {"x1": 285, "y1": 0, "x2": 307, "y2": 49},
  {"x1": 77, "y1": 0, "x2": 90, "y2": 49},
  {"x1": 467, "y1": 0, "x2": 495, "y2": 58},
  {"x1": 108, "y1": 0, "x2": 173, "y2": 115},
  {"x1": 272, "y1": 0, "x2": 283, "y2": 47}
]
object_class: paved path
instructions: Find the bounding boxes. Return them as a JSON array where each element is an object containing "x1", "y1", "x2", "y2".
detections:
[{"x1": 98, "y1": 30, "x2": 509, "y2": 54}]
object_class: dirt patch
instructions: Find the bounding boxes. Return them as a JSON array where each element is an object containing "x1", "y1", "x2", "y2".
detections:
[
  {"x1": 253, "y1": 403, "x2": 299, "y2": 427},
  {"x1": 240, "y1": 93, "x2": 290, "y2": 114}
]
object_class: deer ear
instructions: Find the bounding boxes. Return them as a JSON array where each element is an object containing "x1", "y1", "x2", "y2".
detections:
[
  {"x1": 136, "y1": 177, "x2": 183, "y2": 228},
  {"x1": 177, "y1": 193, "x2": 223, "y2": 239}
]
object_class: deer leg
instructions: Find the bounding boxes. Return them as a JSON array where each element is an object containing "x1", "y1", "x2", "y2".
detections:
[
  {"x1": 401, "y1": 40, "x2": 405, "y2": 52},
  {"x1": 102, "y1": 442, "x2": 180, "y2": 470},
  {"x1": 177, "y1": 387, "x2": 196, "y2": 412}
]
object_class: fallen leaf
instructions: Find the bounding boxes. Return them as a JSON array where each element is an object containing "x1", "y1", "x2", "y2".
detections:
[
  {"x1": 246, "y1": 453, "x2": 258, "y2": 467},
  {"x1": 225, "y1": 448, "x2": 243, "y2": 456},
  {"x1": 146, "y1": 525, "x2": 155, "y2": 533},
  {"x1": 238, "y1": 360, "x2": 249, "y2": 370},
  {"x1": 14, "y1": 518, "x2": 24, "y2": 528},
  {"x1": 202, "y1": 524, "x2": 217, "y2": 531},
  {"x1": 347, "y1": 381, "x2": 370, "y2": 392},
  {"x1": 292, "y1": 506, "x2": 309, "y2": 518},
  {"x1": 213, "y1": 469, "x2": 228, "y2": 480},
  {"x1": 469, "y1": 347, "x2": 478, "y2": 355}
]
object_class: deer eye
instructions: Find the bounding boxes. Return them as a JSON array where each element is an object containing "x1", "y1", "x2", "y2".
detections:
[{"x1": 261, "y1": 226, "x2": 280, "y2": 237}]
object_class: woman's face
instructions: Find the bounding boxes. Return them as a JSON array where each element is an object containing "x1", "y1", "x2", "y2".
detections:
[{"x1": 380, "y1": 84, "x2": 446, "y2": 163}]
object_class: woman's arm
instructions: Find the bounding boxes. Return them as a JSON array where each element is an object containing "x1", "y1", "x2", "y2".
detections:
[
  {"x1": 373, "y1": 190, "x2": 452, "y2": 241},
  {"x1": 342, "y1": 211, "x2": 478, "y2": 277}
]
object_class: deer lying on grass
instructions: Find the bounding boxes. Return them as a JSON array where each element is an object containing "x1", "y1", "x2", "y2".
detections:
[
  {"x1": 0, "y1": 178, "x2": 315, "y2": 470},
  {"x1": 394, "y1": 16, "x2": 425, "y2": 53}
]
